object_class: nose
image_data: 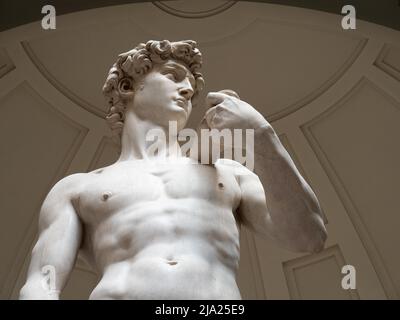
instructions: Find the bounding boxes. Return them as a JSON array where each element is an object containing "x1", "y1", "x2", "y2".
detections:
[{"x1": 178, "y1": 80, "x2": 194, "y2": 100}]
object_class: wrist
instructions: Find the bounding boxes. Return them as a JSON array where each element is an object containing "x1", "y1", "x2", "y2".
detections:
[
  {"x1": 250, "y1": 117, "x2": 270, "y2": 130},
  {"x1": 255, "y1": 122, "x2": 276, "y2": 136},
  {"x1": 20, "y1": 281, "x2": 60, "y2": 300},
  {"x1": 253, "y1": 123, "x2": 284, "y2": 159}
]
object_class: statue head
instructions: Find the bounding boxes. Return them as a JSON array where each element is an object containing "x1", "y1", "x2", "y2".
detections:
[{"x1": 102, "y1": 40, "x2": 205, "y2": 137}]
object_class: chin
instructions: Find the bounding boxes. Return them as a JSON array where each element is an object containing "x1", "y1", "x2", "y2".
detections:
[
  {"x1": 167, "y1": 110, "x2": 189, "y2": 131},
  {"x1": 176, "y1": 122, "x2": 187, "y2": 132}
]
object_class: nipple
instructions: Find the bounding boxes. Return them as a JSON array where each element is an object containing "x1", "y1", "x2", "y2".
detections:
[{"x1": 102, "y1": 191, "x2": 112, "y2": 201}]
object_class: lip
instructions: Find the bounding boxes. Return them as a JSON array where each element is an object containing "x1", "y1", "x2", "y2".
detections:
[
  {"x1": 174, "y1": 98, "x2": 188, "y2": 113},
  {"x1": 174, "y1": 98, "x2": 186, "y2": 106}
]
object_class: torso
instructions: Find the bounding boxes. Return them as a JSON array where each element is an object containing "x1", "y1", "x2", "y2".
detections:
[{"x1": 75, "y1": 158, "x2": 243, "y2": 299}]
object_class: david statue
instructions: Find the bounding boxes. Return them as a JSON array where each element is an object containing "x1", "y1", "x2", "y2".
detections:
[{"x1": 20, "y1": 40, "x2": 327, "y2": 299}]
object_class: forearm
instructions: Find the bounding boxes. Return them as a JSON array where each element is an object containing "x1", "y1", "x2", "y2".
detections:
[
  {"x1": 20, "y1": 253, "x2": 72, "y2": 300},
  {"x1": 19, "y1": 227, "x2": 80, "y2": 300},
  {"x1": 19, "y1": 250, "x2": 70, "y2": 300},
  {"x1": 253, "y1": 125, "x2": 312, "y2": 201},
  {"x1": 252, "y1": 124, "x2": 326, "y2": 251}
]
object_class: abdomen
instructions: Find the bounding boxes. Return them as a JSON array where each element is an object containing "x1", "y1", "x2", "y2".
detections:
[{"x1": 89, "y1": 255, "x2": 241, "y2": 300}]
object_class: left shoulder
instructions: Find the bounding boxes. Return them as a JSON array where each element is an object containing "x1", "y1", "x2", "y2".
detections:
[{"x1": 215, "y1": 159, "x2": 259, "y2": 183}]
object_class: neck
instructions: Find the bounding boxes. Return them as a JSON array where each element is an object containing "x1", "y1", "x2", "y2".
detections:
[{"x1": 117, "y1": 109, "x2": 183, "y2": 162}]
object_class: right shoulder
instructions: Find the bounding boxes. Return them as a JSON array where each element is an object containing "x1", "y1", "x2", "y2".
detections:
[
  {"x1": 45, "y1": 172, "x2": 88, "y2": 202},
  {"x1": 39, "y1": 173, "x2": 88, "y2": 228}
]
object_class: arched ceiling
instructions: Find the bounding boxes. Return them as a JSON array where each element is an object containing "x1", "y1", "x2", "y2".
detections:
[{"x1": 0, "y1": 0, "x2": 399, "y2": 32}]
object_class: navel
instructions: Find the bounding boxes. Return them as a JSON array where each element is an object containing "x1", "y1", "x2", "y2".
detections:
[
  {"x1": 166, "y1": 256, "x2": 178, "y2": 266},
  {"x1": 218, "y1": 182, "x2": 224, "y2": 189}
]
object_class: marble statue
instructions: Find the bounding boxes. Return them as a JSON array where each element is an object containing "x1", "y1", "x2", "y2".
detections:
[{"x1": 19, "y1": 40, "x2": 327, "y2": 300}]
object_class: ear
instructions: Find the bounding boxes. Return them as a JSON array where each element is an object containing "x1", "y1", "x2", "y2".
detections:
[{"x1": 118, "y1": 77, "x2": 135, "y2": 100}]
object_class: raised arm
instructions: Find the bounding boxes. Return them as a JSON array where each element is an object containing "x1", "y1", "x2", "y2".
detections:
[
  {"x1": 235, "y1": 136, "x2": 327, "y2": 253},
  {"x1": 204, "y1": 91, "x2": 327, "y2": 253},
  {"x1": 19, "y1": 174, "x2": 83, "y2": 299}
]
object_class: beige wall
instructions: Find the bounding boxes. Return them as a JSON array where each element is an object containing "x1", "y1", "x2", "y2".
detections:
[{"x1": 0, "y1": 1, "x2": 399, "y2": 299}]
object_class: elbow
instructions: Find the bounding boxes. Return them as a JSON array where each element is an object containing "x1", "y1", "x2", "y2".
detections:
[
  {"x1": 287, "y1": 218, "x2": 327, "y2": 254},
  {"x1": 309, "y1": 232, "x2": 327, "y2": 253},
  {"x1": 304, "y1": 223, "x2": 327, "y2": 253},
  {"x1": 276, "y1": 224, "x2": 327, "y2": 254}
]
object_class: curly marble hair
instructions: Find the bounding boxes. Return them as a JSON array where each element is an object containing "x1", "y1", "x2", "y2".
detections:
[{"x1": 102, "y1": 40, "x2": 205, "y2": 136}]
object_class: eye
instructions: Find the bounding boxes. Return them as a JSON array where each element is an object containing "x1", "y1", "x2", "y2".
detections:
[{"x1": 164, "y1": 71, "x2": 178, "y2": 82}]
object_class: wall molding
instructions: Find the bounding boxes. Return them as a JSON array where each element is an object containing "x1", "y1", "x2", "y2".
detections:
[
  {"x1": 269, "y1": 37, "x2": 368, "y2": 122},
  {"x1": 87, "y1": 136, "x2": 120, "y2": 172},
  {"x1": 21, "y1": 41, "x2": 106, "y2": 119},
  {"x1": 301, "y1": 77, "x2": 400, "y2": 299},
  {"x1": 374, "y1": 43, "x2": 400, "y2": 82},
  {"x1": 283, "y1": 245, "x2": 359, "y2": 299},
  {"x1": 1, "y1": 82, "x2": 89, "y2": 298},
  {"x1": 152, "y1": 1, "x2": 237, "y2": 19},
  {"x1": 0, "y1": 48, "x2": 15, "y2": 79}
]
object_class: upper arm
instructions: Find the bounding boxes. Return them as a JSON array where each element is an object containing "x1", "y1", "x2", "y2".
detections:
[
  {"x1": 21, "y1": 174, "x2": 83, "y2": 298},
  {"x1": 36, "y1": 174, "x2": 83, "y2": 269},
  {"x1": 235, "y1": 165, "x2": 276, "y2": 240}
]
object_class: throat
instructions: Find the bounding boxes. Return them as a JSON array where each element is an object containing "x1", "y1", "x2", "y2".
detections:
[{"x1": 117, "y1": 111, "x2": 184, "y2": 162}]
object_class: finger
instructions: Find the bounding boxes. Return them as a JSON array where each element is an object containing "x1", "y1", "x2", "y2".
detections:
[
  {"x1": 219, "y1": 89, "x2": 240, "y2": 99},
  {"x1": 205, "y1": 91, "x2": 229, "y2": 109}
]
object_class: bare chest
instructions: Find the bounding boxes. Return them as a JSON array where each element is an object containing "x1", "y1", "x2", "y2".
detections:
[{"x1": 77, "y1": 161, "x2": 241, "y2": 223}]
